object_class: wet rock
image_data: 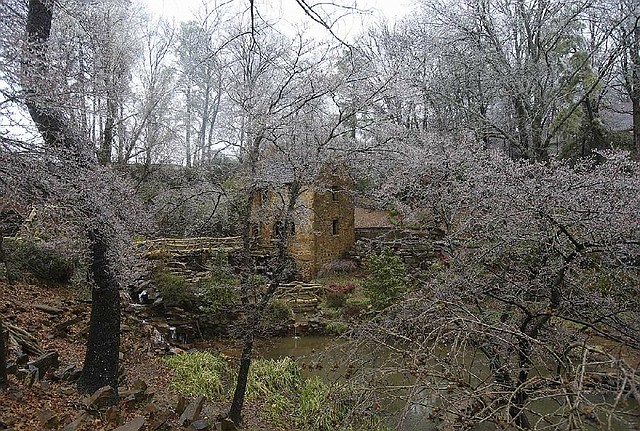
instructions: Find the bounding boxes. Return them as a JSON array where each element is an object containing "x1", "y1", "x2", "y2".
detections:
[
  {"x1": 53, "y1": 364, "x2": 81, "y2": 381},
  {"x1": 27, "y1": 350, "x2": 59, "y2": 377},
  {"x1": 113, "y1": 416, "x2": 145, "y2": 431},
  {"x1": 37, "y1": 409, "x2": 60, "y2": 429},
  {"x1": 178, "y1": 395, "x2": 205, "y2": 426},
  {"x1": 60, "y1": 413, "x2": 88, "y2": 431},
  {"x1": 85, "y1": 385, "x2": 116, "y2": 409},
  {"x1": 189, "y1": 419, "x2": 210, "y2": 430}
]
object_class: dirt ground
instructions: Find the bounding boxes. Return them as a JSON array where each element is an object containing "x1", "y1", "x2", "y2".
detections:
[{"x1": 0, "y1": 280, "x2": 282, "y2": 431}]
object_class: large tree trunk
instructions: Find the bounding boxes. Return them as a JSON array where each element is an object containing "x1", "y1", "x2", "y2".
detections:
[
  {"x1": 77, "y1": 230, "x2": 120, "y2": 399},
  {"x1": 25, "y1": 0, "x2": 121, "y2": 402}
]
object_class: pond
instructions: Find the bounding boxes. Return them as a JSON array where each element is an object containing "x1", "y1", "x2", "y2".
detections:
[{"x1": 257, "y1": 335, "x2": 640, "y2": 431}]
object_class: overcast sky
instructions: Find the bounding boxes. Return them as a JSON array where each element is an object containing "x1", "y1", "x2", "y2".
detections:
[{"x1": 143, "y1": 0, "x2": 413, "y2": 40}]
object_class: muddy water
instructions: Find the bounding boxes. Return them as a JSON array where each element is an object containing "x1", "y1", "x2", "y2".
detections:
[{"x1": 257, "y1": 336, "x2": 640, "y2": 431}]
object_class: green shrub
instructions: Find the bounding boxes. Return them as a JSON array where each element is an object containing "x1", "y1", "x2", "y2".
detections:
[
  {"x1": 325, "y1": 321, "x2": 349, "y2": 335},
  {"x1": 162, "y1": 351, "x2": 228, "y2": 400},
  {"x1": 362, "y1": 249, "x2": 408, "y2": 310},
  {"x1": 265, "y1": 299, "x2": 293, "y2": 321},
  {"x1": 323, "y1": 291, "x2": 346, "y2": 308},
  {"x1": 197, "y1": 278, "x2": 239, "y2": 313},
  {"x1": 152, "y1": 270, "x2": 197, "y2": 308},
  {"x1": 197, "y1": 252, "x2": 240, "y2": 312},
  {"x1": 343, "y1": 296, "x2": 371, "y2": 317},
  {"x1": 3, "y1": 238, "x2": 75, "y2": 284}
]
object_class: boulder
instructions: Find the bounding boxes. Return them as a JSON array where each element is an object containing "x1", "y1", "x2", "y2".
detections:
[
  {"x1": 85, "y1": 385, "x2": 116, "y2": 409},
  {"x1": 113, "y1": 416, "x2": 145, "y2": 431},
  {"x1": 178, "y1": 395, "x2": 205, "y2": 426},
  {"x1": 27, "y1": 350, "x2": 59, "y2": 377},
  {"x1": 189, "y1": 419, "x2": 210, "y2": 430},
  {"x1": 60, "y1": 413, "x2": 88, "y2": 431},
  {"x1": 37, "y1": 409, "x2": 60, "y2": 429}
]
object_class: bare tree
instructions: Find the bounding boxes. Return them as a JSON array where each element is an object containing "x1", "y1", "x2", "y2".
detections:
[
  {"x1": 7, "y1": 0, "x2": 146, "y2": 400},
  {"x1": 355, "y1": 140, "x2": 640, "y2": 430}
]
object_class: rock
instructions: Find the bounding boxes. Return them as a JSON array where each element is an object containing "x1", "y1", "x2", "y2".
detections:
[
  {"x1": 27, "y1": 350, "x2": 59, "y2": 377},
  {"x1": 37, "y1": 409, "x2": 60, "y2": 429},
  {"x1": 175, "y1": 395, "x2": 188, "y2": 415},
  {"x1": 131, "y1": 378, "x2": 148, "y2": 392},
  {"x1": 15, "y1": 351, "x2": 28, "y2": 365},
  {"x1": 85, "y1": 385, "x2": 116, "y2": 409},
  {"x1": 189, "y1": 419, "x2": 210, "y2": 430},
  {"x1": 178, "y1": 395, "x2": 206, "y2": 426},
  {"x1": 104, "y1": 406, "x2": 121, "y2": 424},
  {"x1": 5, "y1": 361, "x2": 17, "y2": 375},
  {"x1": 60, "y1": 413, "x2": 88, "y2": 431},
  {"x1": 113, "y1": 416, "x2": 145, "y2": 431},
  {"x1": 52, "y1": 315, "x2": 84, "y2": 336},
  {"x1": 219, "y1": 418, "x2": 236, "y2": 431},
  {"x1": 148, "y1": 408, "x2": 170, "y2": 430},
  {"x1": 33, "y1": 304, "x2": 63, "y2": 315},
  {"x1": 25, "y1": 364, "x2": 40, "y2": 386},
  {"x1": 53, "y1": 364, "x2": 79, "y2": 381},
  {"x1": 121, "y1": 388, "x2": 151, "y2": 407}
]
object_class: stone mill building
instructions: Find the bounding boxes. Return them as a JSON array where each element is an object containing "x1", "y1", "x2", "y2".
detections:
[{"x1": 250, "y1": 162, "x2": 355, "y2": 281}]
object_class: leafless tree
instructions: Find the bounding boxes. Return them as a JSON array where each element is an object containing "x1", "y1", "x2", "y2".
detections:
[{"x1": 352, "y1": 139, "x2": 640, "y2": 430}]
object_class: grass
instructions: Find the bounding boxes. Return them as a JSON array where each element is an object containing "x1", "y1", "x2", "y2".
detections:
[
  {"x1": 161, "y1": 351, "x2": 228, "y2": 400},
  {"x1": 162, "y1": 352, "x2": 390, "y2": 430}
]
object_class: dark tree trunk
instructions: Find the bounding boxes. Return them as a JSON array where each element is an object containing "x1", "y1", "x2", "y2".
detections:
[
  {"x1": 229, "y1": 335, "x2": 253, "y2": 425},
  {"x1": 24, "y1": 0, "x2": 121, "y2": 402},
  {"x1": 0, "y1": 319, "x2": 7, "y2": 389},
  {"x1": 77, "y1": 230, "x2": 120, "y2": 400},
  {"x1": 228, "y1": 181, "x2": 299, "y2": 426}
]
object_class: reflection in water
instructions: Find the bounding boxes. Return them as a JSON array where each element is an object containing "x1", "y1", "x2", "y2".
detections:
[
  {"x1": 257, "y1": 336, "x2": 640, "y2": 431},
  {"x1": 258, "y1": 336, "x2": 437, "y2": 430}
]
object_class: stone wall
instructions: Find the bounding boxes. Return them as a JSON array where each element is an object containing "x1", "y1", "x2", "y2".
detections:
[
  {"x1": 248, "y1": 165, "x2": 356, "y2": 281},
  {"x1": 308, "y1": 171, "x2": 355, "y2": 279}
]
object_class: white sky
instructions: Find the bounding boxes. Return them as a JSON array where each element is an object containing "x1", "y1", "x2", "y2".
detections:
[{"x1": 143, "y1": 0, "x2": 413, "y2": 40}]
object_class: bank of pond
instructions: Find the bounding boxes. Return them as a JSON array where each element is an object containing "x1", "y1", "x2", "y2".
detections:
[{"x1": 162, "y1": 336, "x2": 640, "y2": 431}]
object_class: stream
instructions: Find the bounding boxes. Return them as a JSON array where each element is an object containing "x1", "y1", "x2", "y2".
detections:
[{"x1": 257, "y1": 336, "x2": 640, "y2": 431}]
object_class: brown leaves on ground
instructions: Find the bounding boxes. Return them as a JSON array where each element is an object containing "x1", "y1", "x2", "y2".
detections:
[{"x1": 0, "y1": 280, "x2": 177, "y2": 430}]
